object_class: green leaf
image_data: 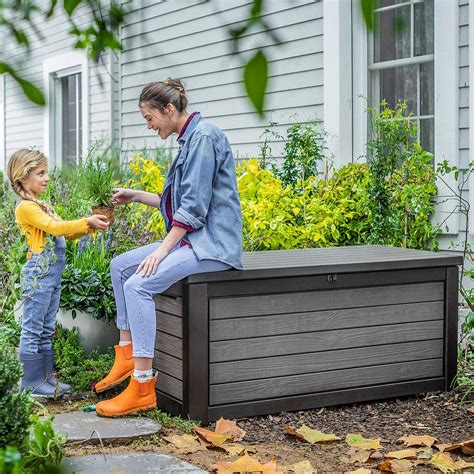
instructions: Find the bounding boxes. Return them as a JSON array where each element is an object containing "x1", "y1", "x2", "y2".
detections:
[
  {"x1": 64, "y1": 0, "x2": 82, "y2": 16},
  {"x1": 243, "y1": 50, "x2": 268, "y2": 117},
  {"x1": 0, "y1": 62, "x2": 45, "y2": 105},
  {"x1": 360, "y1": 0, "x2": 376, "y2": 31}
]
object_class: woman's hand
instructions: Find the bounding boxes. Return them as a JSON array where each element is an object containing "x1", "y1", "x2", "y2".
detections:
[
  {"x1": 86, "y1": 215, "x2": 109, "y2": 231},
  {"x1": 112, "y1": 188, "x2": 138, "y2": 205},
  {"x1": 136, "y1": 248, "x2": 168, "y2": 277}
]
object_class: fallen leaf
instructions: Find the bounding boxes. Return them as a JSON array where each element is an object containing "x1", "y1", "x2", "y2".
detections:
[
  {"x1": 296, "y1": 425, "x2": 341, "y2": 444},
  {"x1": 162, "y1": 434, "x2": 206, "y2": 453},
  {"x1": 416, "y1": 448, "x2": 434, "y2": 459},
  {"x1": 215, "y1": 417, "x2": 246, "y2": 441},
  {"x1": 386, "y1": 449, "x2": 417, "y2": 459},
  {"x1": 194, "y1": 426, "x2": 230, "y2": 446},
  {"x1": 347, "y1": 447, "x2": 372, "y2": 463},
  {"x1": 435, "y1": 439, "x2": 474, "y2": 455},
  {"x1": 370, "y1": 451, "x2": 384, "y2": 460},
  {"x1": 284, "y1": 426, "x2": 306, "y2": 441},
  {"x1": 213, "y1": 454, "x2": 282, "y2": 474},
  {"x1": 461, "y1": 439, "x2": 474, "y2": 455},
  {"x1": 345, "y1": 470, "x2": 372, "y2": 474},
  {"x1": 219, "y1": 443, "x2": 257, "y2": 456},
  {"x1": 435, "y1": 443, "x2": 459, "y2": 453},
  {"x1": 454, "y1": 459, "x2": 474, "y2": 470},
  {"x1": 430, "y1": 452, "x2": 456, "y2": 473},
  {"x1": 398, "y1": 434, "x2": 437, "y2": 448},
  {"x1": 467, "y1": 406, "x2": 474, "y2": 414},
  {"x1": 290, "y1": 460, "x2": 316, "y2": 473},
  {"x1": 378, "y1": 459, "x2": 416, "y2": 473},
  {"x1": 346, "y1": 433, "x2": 381, "y2": 450}
]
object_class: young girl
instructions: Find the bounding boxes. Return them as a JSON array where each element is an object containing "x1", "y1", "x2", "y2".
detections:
[{"x1": 7, "y1": 149, "x2": 109, "y2": 397}]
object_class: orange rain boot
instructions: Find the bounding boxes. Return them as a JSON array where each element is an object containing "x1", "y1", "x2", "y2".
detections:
[
  {"x1": 95, "y1": 344, "x2": 134, "y2": 393},
  {"x1": 95, "y1": 374, "x2": 157, "y2": 417}
]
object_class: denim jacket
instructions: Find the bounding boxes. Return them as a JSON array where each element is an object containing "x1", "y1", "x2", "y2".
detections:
[{"x1": 159, "y1": 113, "x2": 243, "y2": 270}]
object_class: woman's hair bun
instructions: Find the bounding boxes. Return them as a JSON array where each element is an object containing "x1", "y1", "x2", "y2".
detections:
[{"x1": 164, "y1": 78, "x2": 185, "y2": 95}]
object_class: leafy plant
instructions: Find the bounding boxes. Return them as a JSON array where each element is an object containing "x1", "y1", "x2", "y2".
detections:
[
  {"x1": 52, "y1": 325, "x2": 113, "y2": 391},
  {"x1": 274, "y1": 122, "x2": 328, "y2": 188},
  {"x1": 81, "y1": 147, "x2": 116, "y2": 206},
  {"x1": 0, "y1": 344, "x2": 33, "y2": 449}
]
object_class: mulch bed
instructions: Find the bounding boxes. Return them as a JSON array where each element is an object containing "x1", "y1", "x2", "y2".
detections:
[{"x1": 50, "y1": 389, "x2": 474, "y2": 472}]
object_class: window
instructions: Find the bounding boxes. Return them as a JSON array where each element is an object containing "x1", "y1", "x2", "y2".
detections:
[
  {"x1": 43, "y1": 52, "x2": 88, "y2": 167},
  {"x1": 59, "y1": 73, "x2": 82, "y2": 167},
  {"x1": 369, "y1": 0, "x2": 434, "y2": 152}
]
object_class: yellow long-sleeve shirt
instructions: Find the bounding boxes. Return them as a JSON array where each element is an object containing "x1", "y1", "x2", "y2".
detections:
[{"x1": 15, "y1": 200, "x2": 92, "y2": 254}]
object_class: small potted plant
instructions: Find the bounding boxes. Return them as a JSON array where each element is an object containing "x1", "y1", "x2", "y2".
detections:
[{"x1": 82, "y1": 151, "x2": 115, "y2": 224}]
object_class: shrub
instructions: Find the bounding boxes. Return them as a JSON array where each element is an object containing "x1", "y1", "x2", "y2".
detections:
[
  {"x1": 53, "y1": 325, "x2": 113, "y2": 391},
  {"x1": 0, "y1": 345, "x2": 33, "y2": 449}
]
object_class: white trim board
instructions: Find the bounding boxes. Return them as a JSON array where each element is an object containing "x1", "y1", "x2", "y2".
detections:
[
  {"x1": 469, "y1": 0, "x2": 474, "y2": 234},
  {"x1": 0, "y1": 75, "x2": 5, "y2": 172},
  {"x1": 43, "y1": 51, "x2": 89, "y2": 167},
  {"x1": 433, "y1": 0, "x2": 459, "y2": 234},
  {"x1": 323, "y1": 0, "x2": 353, "y2": 168}
]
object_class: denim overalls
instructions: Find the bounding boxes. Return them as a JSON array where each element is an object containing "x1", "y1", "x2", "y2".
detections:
[{"x1": 19, "y1": 236, "x2": 66, "y2": 354}]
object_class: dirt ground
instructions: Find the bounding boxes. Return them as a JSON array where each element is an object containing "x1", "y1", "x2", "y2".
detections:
[{"x1": 45, "y1": 389, "x2": 474, "y2": 472}]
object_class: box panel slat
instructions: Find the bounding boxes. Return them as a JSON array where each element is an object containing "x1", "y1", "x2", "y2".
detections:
[
  {"x1": 210, "y1": 320, "x2": 444, "y2": 362},
  {"x1": 210, "y1": 339, "x2": 443, "y2": 383},
  {"x1": 154, "y1": 350, "x2": 183, "y2": 380},
  {"x1": 155, "y1": 331, "x2": 182, "y2": 359},
  {"x1": 156, "y1": 310, "x2": 182, "y2": 338},
  {"x1": 210, "y1": 301, "x2": 443, "y2": 341},
  {"x1": 156, "y1": 372, "x2": 183, "y2": 401},
  {"x1": 210, "y1": 283, "x2": 444, "y2": 319},
  {"x1": 210, "y1": 358, "x2": 443, "y2": 405},
  {"x1": 155, "y1": 294, "x2": 183, "y2": 316}
]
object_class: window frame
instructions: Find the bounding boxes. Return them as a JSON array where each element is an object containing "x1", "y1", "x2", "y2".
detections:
[{"x1": 43, "y1": 51, "x2": 89, "y2": 167}]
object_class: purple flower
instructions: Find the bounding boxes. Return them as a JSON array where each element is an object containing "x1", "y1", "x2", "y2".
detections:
[{"x1": 100, "y1": 162, "x2": 107, "y2": 171}]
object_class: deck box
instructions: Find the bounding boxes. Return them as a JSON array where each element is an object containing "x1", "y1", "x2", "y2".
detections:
[{"x1": 152, "y1": 245, "x2": 462, "y2": 423}]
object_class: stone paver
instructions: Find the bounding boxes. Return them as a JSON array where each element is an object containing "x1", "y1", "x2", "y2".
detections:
[
  {"x1": 62, "y1": 453, "x2": 207, "y2": 473},
  {"x1": 52, "y1": 411, "x2": 162, "y2": 443}
]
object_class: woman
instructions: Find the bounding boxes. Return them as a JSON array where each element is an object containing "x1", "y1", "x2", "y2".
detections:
[{"x1": 95, "y1": 78, "x2": 243, "y2": 417}]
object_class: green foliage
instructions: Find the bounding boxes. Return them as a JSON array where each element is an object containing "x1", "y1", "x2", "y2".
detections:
[
  {"x1": 146, "y1": 409, "x2": 200, "y2": 434},
  {"x1": 52, "y1": 325, "x2": 113, "y2": 391},
  {"x1": 274, "y1": 122, "x2": 328, "y2": 188},
  {"x1": 366, "y1": 101, "x2": 438, "y2": 249},
  {"x1": 20, "y1": 415, "x2": 65, "y2": 472},
  {"x1": 81, "y1": 147, "x2": 116, "y2": 206},
  {"x1": 243, "y1": 50, "x2": 268, "y2": 116},
  {"x1": 0, "y1": 345, "x2": 33, "y2": 449}
]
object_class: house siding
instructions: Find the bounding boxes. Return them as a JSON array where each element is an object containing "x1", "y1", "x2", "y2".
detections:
[
  {"x1": 119, "y1": 0, "x2": 324, "y2": 161},
  {"x1": 1, "y1": 4, "x2": 116, "y2": 167}
]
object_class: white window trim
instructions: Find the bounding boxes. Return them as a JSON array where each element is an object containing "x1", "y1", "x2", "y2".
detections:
[
  {"x1": 43, "y1": 51, "x2": 89, "y2": 167},
  {"x1": 351, "y1": 0, "x2": 459, "y2": 234},
  {"x1": 469, "y1": 0, "x2": 474, "y2": 234},
  {"x1": 0, "y1": 75, "x2": 5, "y2": 171},
  {"x1": 323, "y1": 0, "x2": 353, "y2": 169}
]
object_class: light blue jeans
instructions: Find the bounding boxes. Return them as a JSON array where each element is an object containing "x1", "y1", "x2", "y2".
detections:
[
  {"x1": 110, "y1": 241, "x2": 231, "y2": 358},
  {"x1": 19, "y1": 237, "x2": 66, "y2": 355}
]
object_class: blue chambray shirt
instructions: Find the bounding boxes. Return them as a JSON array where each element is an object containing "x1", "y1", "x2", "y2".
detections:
[{"x1": 159, "y1": 113, "x2": 243, "y2": 270}]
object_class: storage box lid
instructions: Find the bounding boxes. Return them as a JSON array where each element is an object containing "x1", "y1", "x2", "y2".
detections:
[{"x1": 185, "y1": 245, "x2": 462, "y2": 283}]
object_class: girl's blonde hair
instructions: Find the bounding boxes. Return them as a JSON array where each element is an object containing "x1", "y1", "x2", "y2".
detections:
[{"x1": 7, "y1": 148, "x2": 57, "y2": 218}]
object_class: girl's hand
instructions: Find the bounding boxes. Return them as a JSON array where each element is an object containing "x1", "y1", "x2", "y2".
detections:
[
  {"x1": 112, "y1": 188, "x2": 138, "y2": 205},
  {"x1": 136, "y1": 248, "x2": 167, "y2": 277},
  {"x1": 86, "y1": 215, "x2": 109, "y2": 231}
]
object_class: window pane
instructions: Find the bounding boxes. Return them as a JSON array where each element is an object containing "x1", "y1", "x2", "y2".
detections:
[
  {"x1": 374, "y1": 5, "x2": 411, "y2": 62},
  {"x1": 420, "y1": 117, "x2": 434, "y2": 153},
  {"x1": 420, "y1": 61, "x2": 434, "y2": 116},
  {"x1": 379, "y1": 65, "x2": 417, "y2": 115},
  {"x1": 415, "y1": 0, "x2": 434, "y2": 56},
  {"x1": 379, "y1": 0, "x2": 405, "y2": 7},
  {"x1": 61, "y1": 73, "x2": 81, "y2": 167}
]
